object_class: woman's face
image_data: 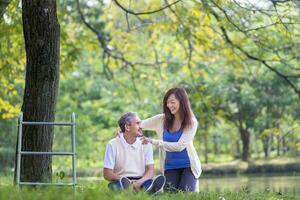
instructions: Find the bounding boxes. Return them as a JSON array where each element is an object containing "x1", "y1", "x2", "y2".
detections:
[{"x1": 166, "y1": 94, "x2": 180, "y2": 115}]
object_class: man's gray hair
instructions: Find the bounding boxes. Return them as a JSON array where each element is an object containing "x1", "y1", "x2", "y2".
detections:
[{"x1": 118, "y1": 112, "x2": 137, "y2": 132}]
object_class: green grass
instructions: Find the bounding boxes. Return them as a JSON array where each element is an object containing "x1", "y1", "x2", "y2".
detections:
[{"x1": 0, "y1": 179, "x2": 299, "y2": 200}]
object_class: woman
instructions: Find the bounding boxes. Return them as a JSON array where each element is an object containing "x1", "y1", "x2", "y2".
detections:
[{"x1": 141, "y1": 87, "x2": 202, "y2": 192}]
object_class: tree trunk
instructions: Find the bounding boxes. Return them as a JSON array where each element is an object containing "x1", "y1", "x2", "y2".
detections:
[
  {"x1": 263, "y1": 136, "x2": 271, "y2": 158},
  {"x1": 276, "y1": 135, "x2": 280, "y2": 156},
  {"x1": 204, "y1": 132, "x2": 208, "y2": 164},
  {"x1": 236, "y1": 140, "x2": 240, "y2": 158},
  {"x1": 240, "y1": 128, "x2": 250, "y2": 161},
  {"x1": 282, "y1": 136, "x2": 288, "y2": 154},
  {"x1": 15, "y1": 0, "x2": 60, "y2": 183},
  {"x1": 213, "y1": 135, "x2": 219, "y2": 155}
]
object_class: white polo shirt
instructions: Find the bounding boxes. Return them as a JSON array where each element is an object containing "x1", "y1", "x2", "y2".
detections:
[{"x1": 103, "y1": 135, "x2": 154, "y2": 177}]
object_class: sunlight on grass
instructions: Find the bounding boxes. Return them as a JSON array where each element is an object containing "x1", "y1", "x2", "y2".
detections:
[{"x1": 0, "y1": 178, "x2": 299, "y2": 200}]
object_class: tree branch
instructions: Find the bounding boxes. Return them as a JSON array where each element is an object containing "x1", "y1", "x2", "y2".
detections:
[
  {"x1": 113, "y1": 0, "x2": 182, "y2": 16},
  {"x1": 204, "y1": 0, "x2": 300, "y2": 98}
]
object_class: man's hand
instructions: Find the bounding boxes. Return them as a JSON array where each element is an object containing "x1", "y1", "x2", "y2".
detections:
[{"x1": 131, "y1": 180, "x2": 143, "y2": 191}]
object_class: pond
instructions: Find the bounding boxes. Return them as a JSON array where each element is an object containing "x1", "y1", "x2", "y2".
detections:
[{"x1": 200, "y1": 174, "x2": 300, "y2": 195}]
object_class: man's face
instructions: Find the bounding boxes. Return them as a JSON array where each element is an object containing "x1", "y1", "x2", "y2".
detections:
[{"x1": 126, "y1": 116, "x2": 142, "y2": 137}]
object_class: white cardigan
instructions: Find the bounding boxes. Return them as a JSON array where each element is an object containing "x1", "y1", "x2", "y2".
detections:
[{"x1": 141, "y1": 114, "x2": 202, "y2": 178}]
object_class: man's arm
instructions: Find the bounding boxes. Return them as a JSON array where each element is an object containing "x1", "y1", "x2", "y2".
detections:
[
  {"x1": 103, "y1": 168, "x2": 120, "y2": 181},
  {"x1": 103, "y1": 142, "x2": 119, "y2": 181}
]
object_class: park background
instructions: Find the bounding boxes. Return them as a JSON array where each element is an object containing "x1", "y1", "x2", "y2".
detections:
[{"x1": 0, "y1": 0, "x2": 300, "y2": 198}]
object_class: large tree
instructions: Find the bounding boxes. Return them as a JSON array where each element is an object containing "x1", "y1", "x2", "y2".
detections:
[{"x1": 15, "y1": 0, "x2": 60, "y2": 183}]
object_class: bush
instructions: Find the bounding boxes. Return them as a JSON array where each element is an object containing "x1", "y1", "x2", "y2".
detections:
[
  {"x1": 247, "y1": 163, "x2": 300, "y2": 173},
  {"x1": 0, "y1": 147, "x2": 15, "y2": 172}
]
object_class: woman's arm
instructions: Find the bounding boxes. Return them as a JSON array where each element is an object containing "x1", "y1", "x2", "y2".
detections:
[
  {"x1": 150, "y1": 118, "x2": 198, "y2": 152},
  {"x1": 141, "y1": 114, "x2": 164, "y2": 132}
]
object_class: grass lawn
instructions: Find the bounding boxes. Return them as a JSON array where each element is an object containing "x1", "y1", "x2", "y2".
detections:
[{"x1": 0, "y1": 177, "x2": 299, "y2": 200}]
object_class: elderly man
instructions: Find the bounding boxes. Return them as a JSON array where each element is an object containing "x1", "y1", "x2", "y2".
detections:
[{"x1": 103, "y1": 112, "x2": 165, "y2": 194}]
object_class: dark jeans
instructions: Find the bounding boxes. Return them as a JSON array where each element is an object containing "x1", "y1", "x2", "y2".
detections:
[
  {"x1": 108, "y1": 177, "x2": 152, "y2": 191},
  {"x1": 164, "y1": 167, "x2": 197, "y2": 192}
]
